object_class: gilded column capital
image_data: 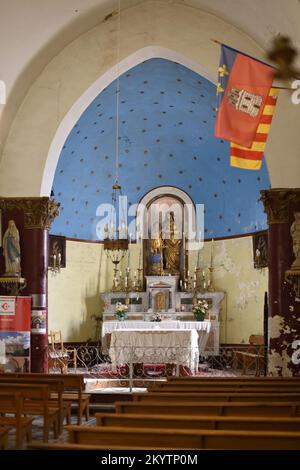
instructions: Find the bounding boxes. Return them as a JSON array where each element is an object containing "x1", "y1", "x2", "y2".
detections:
[
  {"x1": 0, "y1": 197, "x2": 60, "y2": 229},
  {"x1": 260, "y1": 188, "x2": 300, "y2": 224}
]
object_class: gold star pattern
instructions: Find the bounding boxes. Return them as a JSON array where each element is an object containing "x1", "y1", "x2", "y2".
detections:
[
  {"x1": 216, "y1": 83, "x2": 224, "y2": 95},
  {"x1": 218, "y1": 64, "x2": 229, "y2": 77}
]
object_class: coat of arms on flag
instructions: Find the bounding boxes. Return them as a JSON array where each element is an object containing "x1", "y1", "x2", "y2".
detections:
[{"x1": 215, "y1": 44, "x2": 278, "y2": 170}]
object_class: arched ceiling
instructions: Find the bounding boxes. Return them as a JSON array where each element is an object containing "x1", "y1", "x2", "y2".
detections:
[
  {"x1": 50, "y1": 58, "x2": 270, "y2": 240},
  {"x1": 0, "y1": 0, "x2": 299, "y2": 159}
]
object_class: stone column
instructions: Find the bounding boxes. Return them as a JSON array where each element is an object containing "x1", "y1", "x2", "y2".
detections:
[
  {"x1": 261, "y1": 188, "x2": 300, "y2": 376},
  {"x1": 0, "y1": 198, "x2": 59, "y2": 372}
]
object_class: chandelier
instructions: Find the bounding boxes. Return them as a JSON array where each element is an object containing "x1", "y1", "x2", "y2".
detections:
[{"x1": 103, "y1": 1, "x2": 129, "y2": 266}]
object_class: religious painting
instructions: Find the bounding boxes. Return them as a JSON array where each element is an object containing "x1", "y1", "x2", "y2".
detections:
[
  {"x1": 49, "y1": 235, "x2": 66, "y2": 269},
  {"x1": 253, "y1": 231, "x2": 268, "y2": 269}
]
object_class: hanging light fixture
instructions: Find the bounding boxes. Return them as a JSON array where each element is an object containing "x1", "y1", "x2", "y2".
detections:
[{"x1": 103, "y1": 0, "x2": 129, "y2": 275}]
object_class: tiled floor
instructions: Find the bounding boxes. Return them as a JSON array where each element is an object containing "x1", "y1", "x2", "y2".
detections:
[{"x1": 7, "y1": 414, "x2": 97, "y2": 450}]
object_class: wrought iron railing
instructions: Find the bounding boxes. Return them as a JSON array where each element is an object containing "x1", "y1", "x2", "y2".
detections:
[{"x1": 46, "y1": 344, "x2": 268, "y2": 390}]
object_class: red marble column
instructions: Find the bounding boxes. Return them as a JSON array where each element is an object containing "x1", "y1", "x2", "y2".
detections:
[
  {"x1": 0, "y1": 198, "x2": 60, "y2": 373},
  {"x1": 261, "y1": 189, "x2": 300, "y2": 376}
]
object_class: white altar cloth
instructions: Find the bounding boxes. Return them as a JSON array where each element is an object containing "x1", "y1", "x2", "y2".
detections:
[
  {"x1": 109, "y1": 328, "x2": 199, "y2": 373},
  {"x1": 102, "y1": 320, "x2": 211, "y2": 352}
]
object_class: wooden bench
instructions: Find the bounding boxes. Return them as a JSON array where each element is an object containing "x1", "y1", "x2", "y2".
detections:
[
  {"x1": 0, "y1": 391, "x2": 32, "y2": 448},
  {"x1": 95, "y1": 412, "x2": 300, "y2": 432},
  {"x1": 64, "y1": 424, "x2": 300, "y2": 450},
  {"x1": 0, "y1": 426, "x2": 9, "y2": 450},
  {"x1": 0, "y1": 383, "x2": 59, "y2": 442},
  {"x1": 1, "y1": 373, "x2": 89, "y2": 424},
  {"x1": 27, "y1": 442, "x2": 190, "y2": 450},
  {"x1": 132, "y1": 391, "x2": 300, "y2": 403},
  {"x1": 115, "y1": 400, "x2": 300, "y2": 417},
  {"x1": 167, "y1": 376, "x2": 300, "y2": 383},
  {"x1": 0, "y1": 376, "x2": 70, "y2": 433},
  {"x1": 148, "y1": 384, "x2": 300, "y2": 393}
]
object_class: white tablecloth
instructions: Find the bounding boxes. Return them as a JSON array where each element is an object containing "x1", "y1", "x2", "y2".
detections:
[
  {"x1": 102, "y1": 320, "x2": 211, "y2": 352},
  {"x1": 109, "y1": 328, "x2": 199, "y2": 373}
]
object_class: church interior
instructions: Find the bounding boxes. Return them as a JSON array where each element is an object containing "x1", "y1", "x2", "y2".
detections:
[{"x1": 0, "y1": 0, "x2": 300, "y2": 452}]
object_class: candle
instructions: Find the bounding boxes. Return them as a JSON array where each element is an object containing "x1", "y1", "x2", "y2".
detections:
[
  {"x1": 210, "y1": 238, "x2": 214, "y2": 267},
  {"x1": 180, "y1": 280, "x2": 183, "y2": 287},
  {"x1": 138, "y1": 248, "x2": 142, "y2": 269}
]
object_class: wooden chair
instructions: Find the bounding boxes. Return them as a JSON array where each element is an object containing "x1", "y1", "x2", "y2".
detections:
[
  {"x1": 233, "y1": 334, "x2": 265, "y2": 376},
  {"x1": 48, "y1": 330, "x2": 77, "y2": 373}
]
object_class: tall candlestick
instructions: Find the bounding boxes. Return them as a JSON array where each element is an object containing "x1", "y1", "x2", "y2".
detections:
[{"x1": 210, "y1": 238, "x2": 214, "y2": 267}]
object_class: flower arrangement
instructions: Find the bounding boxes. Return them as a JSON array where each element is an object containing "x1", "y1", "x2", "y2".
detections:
[
  {"x1": 192, "y1": 299, "x2": 209, "y2": 321},
  {"x1": 115, "y1": 302, "x2": 128, "y2": 320},
  {"x1": 150, "y1": 312, "x2": 162, "y2": 322}
]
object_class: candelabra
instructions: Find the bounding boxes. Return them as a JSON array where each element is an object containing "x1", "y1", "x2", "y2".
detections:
[
  {"x1": 111, "y1": 266, "x2": 144, "y2": 293},
  {"x1": 49, "y1": 252, "x2": 62, "y2": 274},
  {"x1": 180, "y1": 267, "x2": 207, "y2": 295}
]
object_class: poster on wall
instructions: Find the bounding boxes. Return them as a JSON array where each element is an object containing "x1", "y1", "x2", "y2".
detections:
[
  {"x1": 0, "y1": 296, "x2": 31, "y2": 372},
  {"x1": 31, "y1": 310, "x2": 47, "y2": 334}
]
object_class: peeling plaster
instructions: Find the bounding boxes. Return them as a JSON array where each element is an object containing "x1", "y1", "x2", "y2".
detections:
[
  {"x1": 269, "y1": 315, "x2": 285, "y2": 339},
  {"x1": 268, "y1": 349, "x2": 293, "y2": 377}
]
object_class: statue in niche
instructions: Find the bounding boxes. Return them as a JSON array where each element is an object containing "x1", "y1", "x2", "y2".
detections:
[
  {"x1": 290, "y1": 212, "x2": 300, "y2": 268},
  {"x1": 2, "y1": 220, "x2": 21, "y2": 276},
  {"x1": 162, "y1": 212, "x2": 181, "y2": 274},
  {"x1": 149, "y1": 212, "x2": 182, "y2": 275}
]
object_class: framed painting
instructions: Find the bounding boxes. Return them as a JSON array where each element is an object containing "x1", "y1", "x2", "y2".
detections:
[
  {"x1": 253, "y1": 231, "x2": 268, "y2": 269},
  {"x1": 49, "y1": 235, "x2": 66, "y2": 269}
]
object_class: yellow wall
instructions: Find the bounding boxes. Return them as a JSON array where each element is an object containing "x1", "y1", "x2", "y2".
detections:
[{"x1": 48, "y1": 236, "x2": 267, "y2": 343}]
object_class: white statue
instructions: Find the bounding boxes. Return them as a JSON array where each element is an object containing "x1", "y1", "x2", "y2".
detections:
[
  {"x1": 290, "y1": 212, "x2": 300, "y2": 268},
  {"x1": 2, "y1": 220, "x2": 21, "y2": 276}
]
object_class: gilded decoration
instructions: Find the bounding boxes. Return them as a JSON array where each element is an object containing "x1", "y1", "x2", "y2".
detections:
[
  {"x1": 0, "y1": 198, "x2": 60, "y2": 229},
  {"x1": 260, "y1": 189, "x2": 300, "y2": 225}
]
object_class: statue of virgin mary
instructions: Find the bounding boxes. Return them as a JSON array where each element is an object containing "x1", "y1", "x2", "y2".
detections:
[{"x1": 2, "y1": 220, "x2": 21, "y2": 276}]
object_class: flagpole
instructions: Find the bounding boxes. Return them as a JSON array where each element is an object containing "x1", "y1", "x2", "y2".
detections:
[{"x1": 211, "y1": 38, "x2": 293, "y2": 90}]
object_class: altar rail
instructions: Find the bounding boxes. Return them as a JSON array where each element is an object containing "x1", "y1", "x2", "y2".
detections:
[{"x1": 42, "y1": 345, "x2": 268, "y2": 390}]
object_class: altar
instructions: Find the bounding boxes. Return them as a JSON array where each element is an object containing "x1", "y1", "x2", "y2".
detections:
[
  {"x1": 101, "y1": 277, "x2": 224, "y2": 355},
  {"x1": 109, "y1": 328, "x2": 199, "y2": 374},
  {"x1": 102, "y1": 319, "x2": 211, "y2": 353}
]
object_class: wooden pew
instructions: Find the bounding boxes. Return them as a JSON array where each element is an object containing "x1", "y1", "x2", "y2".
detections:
[
  {"x1": 95, "y1": 412, "x2": 300, "y2": 432},
  {"x1": 149, "y1": 384, "x2": 300, "y2": 393},
  {"x1": 0, "y1": 376, "x2": 69, "y2": 433},
  {"x1": 0, "y1": 383, "x2": 59, "y2": 442},
  {"x1": 0, "y1": 426, "x2": 9, "y2": 450},
  {"x1": 64, "y1": 424, "x2": 300, "y2": 450},
  {"x1": 0, "y1": 373, "x2": 89, "y2": 424},
  {"x1": 28, "y1": 442, "x2": 191, "y2": 450},
  {"x1": 166, "y1": 377, "x2": 300, "y2": 384},
  {"x1": 132, "y1": 391, "x2": 300, "y2": 403},
  {"x1": 0, "y1": 391, "x2": 32, "y2": 448},
  {"x1": 115, "y1": 400, "x2": 300, "y2": 417}
]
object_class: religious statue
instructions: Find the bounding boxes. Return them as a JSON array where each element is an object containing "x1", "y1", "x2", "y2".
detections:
[
  {"x1": 162, "y1": 212, "x2": 181, "y2": 274},
  {"x1": 2, "y1": 220, "x2": 21, "y2": 276},
  {"x1": 149, "y1": 212, "x2": 182, "y2": 275},
  {"x1": 290, "y1": 212, "x2": 300, "y2": 268}
]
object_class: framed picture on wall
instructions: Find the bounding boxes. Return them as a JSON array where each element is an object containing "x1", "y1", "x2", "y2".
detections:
[
  {"x1": 49, "y1": 235, "x2": 66, "y2": 269},
  {"x1": 253, "y1": 231, "x2": 268, "y2": 269}
]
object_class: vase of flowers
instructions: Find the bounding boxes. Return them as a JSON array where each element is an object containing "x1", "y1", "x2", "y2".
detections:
[
  {"x1": 192, "y1": 299, "x2": 209, "y2": 321},
  {"x1": 150, "y1": 312, "x2": 162, "y2": 322},
  {"x1": 115, "y1": 302, "x2": 128, "y2": 321}
]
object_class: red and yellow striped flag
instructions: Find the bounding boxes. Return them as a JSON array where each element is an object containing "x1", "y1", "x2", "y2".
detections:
[{"x1": 230, "y1": 88, "x2": 278, "y2": 170}]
